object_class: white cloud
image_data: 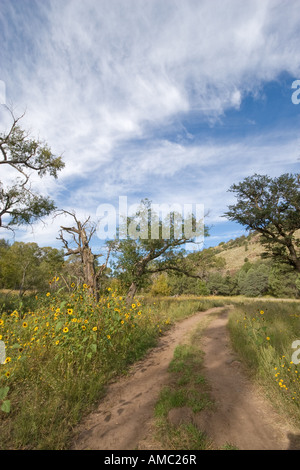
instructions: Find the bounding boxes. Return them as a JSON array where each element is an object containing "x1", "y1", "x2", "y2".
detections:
[
  {"x1": 1, "y1": 0, "x2": 300, "y2": 246},
  {"x1": 3, "y1": 0, "x2": 300, "y2": 148}
]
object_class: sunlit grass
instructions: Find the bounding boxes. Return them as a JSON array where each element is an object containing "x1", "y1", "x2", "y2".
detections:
[
  {"x1": 227, "y1": 300, "x2": 300, "y2": 427},
  {"x1": 0, "y1": 282, "x2": 223, "y2": 449},
  {"x1": 0, "y1": 282, "x2": 171, "y2": 449},
  {"x1": 3, "y1": 286, "x2": 297, "y2": 449},
  {"x1": 143, "y1": 295, "x2": 228, "y2": 322}
]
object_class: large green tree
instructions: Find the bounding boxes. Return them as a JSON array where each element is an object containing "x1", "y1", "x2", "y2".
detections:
[
  {"x1": 0, "y1": 109, "x2": 64, "y2": 230},
  {"x1": 111, "y1": 199, "x2": 207, "y2": 301},
  {"x1": 224, "y1": 173, "x2": 300, "y2": 272}
]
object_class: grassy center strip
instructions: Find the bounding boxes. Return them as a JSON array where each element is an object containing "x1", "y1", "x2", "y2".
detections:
[{"x1": 152, "y1": 310, "x2": 223, "y2": 450}]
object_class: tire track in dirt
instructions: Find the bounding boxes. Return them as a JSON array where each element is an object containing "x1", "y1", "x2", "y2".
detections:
[
  {"x1": 71, "y1": 306, "x2": 221, "y2": 450},
  {"x1": 71, "y1": 306, "x2": 300, "y2": 450},
  {"x1": 195, "y1": 310, "x2": 299, "y2": 450}
]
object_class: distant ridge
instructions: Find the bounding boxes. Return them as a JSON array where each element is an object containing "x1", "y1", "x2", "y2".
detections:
[{"x1": 209, "y1": 230, "x2": 300, "y2": 275}]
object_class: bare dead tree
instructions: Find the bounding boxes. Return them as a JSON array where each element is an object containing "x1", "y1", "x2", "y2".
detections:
[{"x1": 56, "y1": 210, "x2": 111, "y2": 301}]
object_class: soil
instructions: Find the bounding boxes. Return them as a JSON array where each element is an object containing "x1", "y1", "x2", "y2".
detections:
[{"x1": 71, "y1": 306, "x2": 300, "y2": 451}]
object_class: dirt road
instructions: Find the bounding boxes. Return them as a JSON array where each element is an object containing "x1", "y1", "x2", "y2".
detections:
[
  {"x1": 195, "y1": 310, "x2": 299, "y2": 450},
  {"x1": 71, "y1": 307, "x2": 299, "y2": 450}
]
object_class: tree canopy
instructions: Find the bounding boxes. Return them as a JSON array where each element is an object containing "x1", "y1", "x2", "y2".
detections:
[
  {"x1": 110, "y1": 198, "x2": 207, "y2": 301},
  {"x1": 0, "y1": 109, "x2": 64, "y2": 230},
  {"x1": 224, "y1": 173, "x2": 300, "y2": 272},
  {"x1": 0, "y1": 239, "x2": 64, "y2": 295}
]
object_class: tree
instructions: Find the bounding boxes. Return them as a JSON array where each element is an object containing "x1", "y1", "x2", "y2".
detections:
[
  {"x1": 0, "y1": 241, "x2": 64, "y2": 295},
  {"x1": 224, "y1": 173, "x2": 300, "y2": 272},
  {"x1": 0, "y1": 239, "x2": 10, "y2": 289},
  {"x1": 0, "y1": 242, "x2": 42, "y2": 295},
  {"x1": 111, "y1": 199, "x2": 207, "y2": 302},
  {"x1": 57, "y1": 211, "x2": 111, "y2": 300},
  {"x1": 268, "y1": 263, "x2": 300, "y2": 298},
  {"x1": 166, "y1": 272, "x2": 210, "y2": 296},
  {"x1": 150, "y1": 273, "x2": 171, "y2": 296},
  {"x1": 239, "y1": 264, "x2": 269, "y2": 297},
  {"x1": 0, "y1": 108, "x2": 64, "y2": 230},
  {"x1": 206, "y1": 272, "x2": 231, "y2": 296},
  {"x1": 154, "y1": 248, "x2": 225, "y2": 296},
  {"x1": 38, "y1": 246, "x2": 65, "y2": 286}
]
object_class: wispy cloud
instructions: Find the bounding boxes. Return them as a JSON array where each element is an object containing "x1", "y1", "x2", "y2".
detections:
[{"x1": 1, "y1": 0, "x2": 300, "y2": 247}]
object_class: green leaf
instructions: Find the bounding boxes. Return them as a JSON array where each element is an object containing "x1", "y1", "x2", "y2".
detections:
[
  {"x1": 1, "y1": 400, "x2": 11, "y2": 413},
  {"x1": 0, "y1": 387, "x2": 9, "y2": 400},
  {"x1": 55, "y1": 320, "x2": 64, "y2": 332},
  {"x1": 90, "y1": 343, "x2": 97, "y2": 353}
]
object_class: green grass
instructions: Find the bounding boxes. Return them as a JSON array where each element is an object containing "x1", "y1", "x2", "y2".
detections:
[
  {"x1": 4, "y1": 289, "x2": 297, "y2": 450},
  {"x1": 0, "y1": 285, "x2": 165, "y2": 449},
  {"x1": 153, "y1": 422, "x2": 208, "y2": 451},
  {"x1": 153, "y1": 298, "x2": 300, "y2": 449},
  {"x1": 0, "y1": 286, "x2": 225, "y2": 450},
  {"x1": 227, "y1": 300, "x2": 300, "y2": 427},
  {"x1": 145, "y1": 295, "x2": 228, "y2": 322},
  {"x1": 220, "y1": 442, "x2": 239, "y2": 450}
]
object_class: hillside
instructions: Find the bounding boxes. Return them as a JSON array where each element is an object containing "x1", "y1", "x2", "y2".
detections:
[
  {"x1": 213, "y1": 233, "x2": 264, "y2": 274},
  {"x1": 211, "y1": 230, "x2": 300, "y2": 275}
]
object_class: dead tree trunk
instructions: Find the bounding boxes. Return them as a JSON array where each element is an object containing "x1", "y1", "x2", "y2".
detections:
[
  {"x1": 57, "y1": 211, "x2": 110, "y2": 301},
  {"x1": 126, "y1": 281, "x2": 138, "y2": 304}
]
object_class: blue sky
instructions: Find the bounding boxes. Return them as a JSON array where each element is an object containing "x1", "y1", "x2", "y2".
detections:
[{"x1": 0, "y1": 0, "x2": 300, "y2": 253}]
